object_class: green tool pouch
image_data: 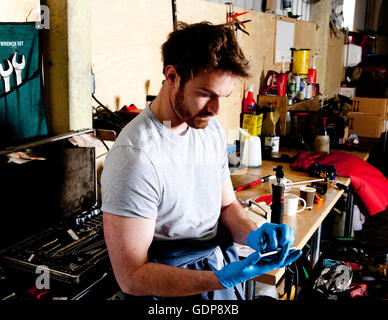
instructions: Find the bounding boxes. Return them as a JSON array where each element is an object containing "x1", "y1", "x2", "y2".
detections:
[{"x1": 0, "y1": 22, "x2": 48, "y2": 149}]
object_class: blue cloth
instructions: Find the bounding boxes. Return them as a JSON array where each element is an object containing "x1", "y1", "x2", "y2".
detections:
[{"x1": 124, "y1": 224, "x2": 245, "y2": 301}]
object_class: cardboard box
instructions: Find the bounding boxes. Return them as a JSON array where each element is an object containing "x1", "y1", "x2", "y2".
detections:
[
  {"x1": 347, "y1": 111, "x2": 384, "y2": 138},
  {"x1": 348, "y1": 97, "x2": 387, "y2": 138},
  {"x1": 352, "y1": 97, "x2": 388, "y2": 119}
]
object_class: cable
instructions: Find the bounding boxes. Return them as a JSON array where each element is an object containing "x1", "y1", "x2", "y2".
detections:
[
  {"x1": 92, "y1": 94, "x2": 127, "y2": 128},
  {"x1": 95, "y1": 129, "x2": 110, "y2": 152}
]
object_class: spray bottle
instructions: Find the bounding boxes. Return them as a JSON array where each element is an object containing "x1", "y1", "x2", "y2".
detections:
[
  {"x1": 277, "y1": 56, "x2": 288, "y2": 97},
  {"x1": 308, "y1": 55, "x2": 320, "y2": 84},
  {"x1": 243, "y1": 85, "x2": 256, "y2": 114},
  {"x1": 271, "y1": 165, "x2": 285, "y2": 224}
]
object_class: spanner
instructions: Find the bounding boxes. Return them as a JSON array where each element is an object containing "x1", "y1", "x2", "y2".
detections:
[
  {"x1": 0, "y1": 60, "x2": 13, "y2": 92},
  {"x1": 12, "y1": 52, "x2": 25, "y2": 86}
]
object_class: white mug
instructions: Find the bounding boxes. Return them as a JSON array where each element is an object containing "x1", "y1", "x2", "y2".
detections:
[
  {"x1": 269, "y1": 175, "x2": 292, "y2": 192},
  {"x1": 284, "y1": 193, "x2": 306, "y2": 216}
]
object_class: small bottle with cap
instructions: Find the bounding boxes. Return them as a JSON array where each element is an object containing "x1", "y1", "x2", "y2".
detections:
[
  {"x1": 314, "y1": 117, "x2": 330, "y2": 154},
  {"x1": 243, "y1": 85, "x2": 256, "y2": 114}
]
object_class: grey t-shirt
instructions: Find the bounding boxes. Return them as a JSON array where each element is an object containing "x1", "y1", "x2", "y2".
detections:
[{"x1": 101, "y1": 106, "x2": 230, "y2": 241}]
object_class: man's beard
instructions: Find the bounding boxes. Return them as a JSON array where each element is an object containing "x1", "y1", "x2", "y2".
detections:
[{"x1": 173, "y1": 88, "x2": 212, "y2": 129}]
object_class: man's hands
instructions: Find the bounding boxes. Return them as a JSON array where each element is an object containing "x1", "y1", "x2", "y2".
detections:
[
  {"x1": 214, "y1": 222, "x2": 302, "y2": 289},
  {"x1": 214, "y1": 243, "x2": 302, "y2": 289},
  {"x1": 247, "y1": 222, "x2": 295, "y2": 253}
]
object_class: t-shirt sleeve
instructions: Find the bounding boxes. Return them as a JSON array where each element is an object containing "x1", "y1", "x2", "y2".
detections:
[{"x1": 101, "y1": 145, "x2": 160, "y2": 219}]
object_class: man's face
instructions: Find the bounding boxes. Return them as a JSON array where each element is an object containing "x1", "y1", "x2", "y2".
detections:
[{"x1": 172, "y1": 69, "x2": 236, "y2": 129}]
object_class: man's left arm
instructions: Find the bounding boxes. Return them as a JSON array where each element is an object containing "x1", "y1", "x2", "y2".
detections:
[{"x1": 219, "y1": 176, "x2": 258, "y2": 245}]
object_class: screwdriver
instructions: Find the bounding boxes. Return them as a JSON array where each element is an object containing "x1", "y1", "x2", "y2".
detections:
[{"x1": 235, "y1": 175, "x2": 271, "y2": 192}]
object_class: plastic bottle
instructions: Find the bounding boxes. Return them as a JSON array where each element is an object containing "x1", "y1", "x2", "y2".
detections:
[
  {"x1": 243, "y1": 85, "x2": 256, "y2": 114},
  {"x1": 239, "y1": 128, "x2": 262, "y2": 168},
  {"x1": 261, "y1": 104, "x2": 276, "y2": 136},
  {"x1": 262, "y1": 104, "x2": 279, "y2": 155},
  {"x1": 277, "y1": 57, "x2": 288, "y2": 97},
  {"x1": 314, "y1": 117, "x2": 330, "y2": 154},
  {"x1": 285, "y1": 111, "x2": 291, "y2": 136},
  {"x1": 308, "y1": 55, "x2": 319, "y2": 84}
]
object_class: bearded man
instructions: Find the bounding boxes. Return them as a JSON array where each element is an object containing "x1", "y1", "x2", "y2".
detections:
[{"x1": 101, "y1": 21, "x2": 301, "y2": 301}]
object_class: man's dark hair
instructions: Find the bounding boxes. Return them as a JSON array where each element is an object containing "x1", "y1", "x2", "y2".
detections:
[{"x1": 162, "y1": 21, "x2": 250, "y2": 84}]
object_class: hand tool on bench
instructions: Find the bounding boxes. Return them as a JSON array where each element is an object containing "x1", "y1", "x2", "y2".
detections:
[
  {"x1": 235, "y1": 175, "x2": 271, "y2": 192},
  {"x1": 286, "y1": 177, "x2": 328, "y2": 186}
]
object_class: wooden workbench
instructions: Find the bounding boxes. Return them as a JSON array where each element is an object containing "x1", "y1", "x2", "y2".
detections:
[{"x1": 231, "y1": 149, "x2": 370, "y2": 286}]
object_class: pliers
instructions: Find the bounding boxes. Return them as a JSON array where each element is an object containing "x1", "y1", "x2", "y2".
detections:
[{"x1": 225, "y1": 2, "x2": 251, "y2": 35}]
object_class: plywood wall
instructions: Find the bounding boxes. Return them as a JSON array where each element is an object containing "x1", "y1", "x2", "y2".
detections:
[
  {"x1": 0, "y1": 0, "x2": 320, "y2": 143},
  {"x1": 91, "y1": 0, "x2": 173, "y2": 111},
  {"x1": 90, "y1": 0, "x2": 319, "y2": 142},
  {"x1": 325, "y1": 30, "x2": 345, "y2": 98},
  {"x1": 0, "y1": 0, "x2": 40, "y2": 22}
]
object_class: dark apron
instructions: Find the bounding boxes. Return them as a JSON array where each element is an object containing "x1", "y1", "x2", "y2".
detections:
[{"x1": 124, "y1": 223, "x2": 245, "y2": 301}]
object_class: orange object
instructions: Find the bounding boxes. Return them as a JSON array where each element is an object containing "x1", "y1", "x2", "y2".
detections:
[{"x1": 314, "y1": 192, "x2": 323, "y2": 204}]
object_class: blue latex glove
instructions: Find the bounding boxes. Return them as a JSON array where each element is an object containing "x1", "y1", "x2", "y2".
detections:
[
  {"x1": 214, "y1": 243, "x2": 302, "y2": 289},
  {"x1": 247, "y1": 222, "x2": 295, "y2": 253}
]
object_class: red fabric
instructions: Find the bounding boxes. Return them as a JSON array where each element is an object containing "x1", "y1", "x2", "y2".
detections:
[
  {"x1": 291, "y1": 153, "x2": 323, "y2": 171},
  {"x1": 316, "y1": 151, "x2": 388, "y2": 216}
]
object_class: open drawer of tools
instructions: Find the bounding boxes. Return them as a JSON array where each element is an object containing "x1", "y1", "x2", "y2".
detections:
[{"x1": 0, "y1": 207, "x2": 109, "y2": 285}]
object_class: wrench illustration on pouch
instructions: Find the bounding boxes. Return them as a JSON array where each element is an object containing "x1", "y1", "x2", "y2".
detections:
[
  {"x1": 12, "y1": 51, "x2": 25, "y2": 86},
  {"x1": 0, "y1": 59, "x2": 13, "y2": 93},
  {"x1": 0, "y1": 52, "x2": 26, "y2": 93}
]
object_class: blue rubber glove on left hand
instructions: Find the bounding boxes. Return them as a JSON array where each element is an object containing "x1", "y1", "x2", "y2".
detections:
[
  {"x1": 214, "y1": 243, "x2": 302, "y2": 289},
  {"x1": 247, "y1": 222, "x2": 295, "y2": 253}
]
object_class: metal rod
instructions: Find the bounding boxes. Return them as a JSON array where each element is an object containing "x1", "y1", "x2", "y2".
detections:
[
  {"x1": 310, "y1": 224, "x2": 322, "y2": 270},
  {"x1": 287, "y1": 178, "x2": 326, "y2": 186},
  {"x1": 344, "y1": 185, "x2": 355, "y2": 237},
  {"x1": 71, "y1": 272, "x2": 108, "y2": 300},
  {"x1": 171, "y1": 0, "x2": 177, "y2": 30},
  {"x1": 245, "y1": 280, "x2": 256, "y2": 300},
  {"x1": 0, "y1": 129, "x2": 96, "y2": 155}
]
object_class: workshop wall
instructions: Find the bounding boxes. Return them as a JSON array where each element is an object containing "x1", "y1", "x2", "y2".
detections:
[
  {"x1": 0, "y1": 0, "x2": 323, "y2": 143},
  {"x1": 90, "y1": 0, "x2": 319, "y2": 142},
  {"x1": 325, "y1": 30, "x2": 345, "y2": 100},
  {"x1": 0, "y1": 0, "x2": 40, "y2": 22}
]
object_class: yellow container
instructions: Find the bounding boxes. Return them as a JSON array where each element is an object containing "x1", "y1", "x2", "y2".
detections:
[
  {"x1": 242, "y1": 113, "x2": 263, "y2": 137},
  {"x1": 292, "y1": 49, "x2": 310, "y2": 75}
]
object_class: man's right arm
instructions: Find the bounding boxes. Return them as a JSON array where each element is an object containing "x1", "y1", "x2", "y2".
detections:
[{"x1": 103, "y1": 212, "x2": 225, "y2": 297}]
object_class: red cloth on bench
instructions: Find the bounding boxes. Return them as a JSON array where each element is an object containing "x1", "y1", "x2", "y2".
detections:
[{"x1": 316, "y1": 151, "x2": 388, "y2": 216}]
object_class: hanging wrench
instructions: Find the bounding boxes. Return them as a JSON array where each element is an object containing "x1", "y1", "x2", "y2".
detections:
[
  {"x1": 0, "y1": 60, "x2": 13, "y2": 92},
  {"x1": 12, "y1": 52, "x2": 25, "y2": 86}
]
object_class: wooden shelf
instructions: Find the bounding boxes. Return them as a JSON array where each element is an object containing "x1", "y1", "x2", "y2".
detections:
[{"x1": 258, "y1": 95, "x2": 321, "y2": 136}]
